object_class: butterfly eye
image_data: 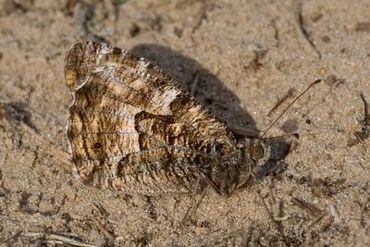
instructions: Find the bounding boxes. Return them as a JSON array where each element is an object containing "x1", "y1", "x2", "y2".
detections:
[{"x1": 250, "y1": 143, "x2": 264, "y2": 161}]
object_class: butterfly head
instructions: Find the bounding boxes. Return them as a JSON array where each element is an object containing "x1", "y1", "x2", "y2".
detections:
[{"x1": 229, "y1": 137, "x2": 271, "y2": 192}]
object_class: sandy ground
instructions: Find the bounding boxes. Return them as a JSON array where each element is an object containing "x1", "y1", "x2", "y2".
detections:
[{"x1": 0, "y1": 0, "x2": 369, "y2": 246}]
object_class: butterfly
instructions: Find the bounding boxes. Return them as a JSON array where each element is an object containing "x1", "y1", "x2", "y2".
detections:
[{"x1": 65, "y1": 41, "x2": 275, "y2": 196}]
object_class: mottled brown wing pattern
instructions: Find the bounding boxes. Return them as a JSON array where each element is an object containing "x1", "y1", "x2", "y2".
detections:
[{"x1": 65, "y1": 41, "x2": 245, "y2": 195}]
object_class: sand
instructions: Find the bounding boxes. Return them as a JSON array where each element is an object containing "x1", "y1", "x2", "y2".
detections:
[{"x1": 0, "y1": 0, "x2": 369, "y2": 246}]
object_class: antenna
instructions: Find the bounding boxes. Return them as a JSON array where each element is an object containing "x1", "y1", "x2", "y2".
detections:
[{"x1": 261, "y1": 79, "x2": 322, "y2": 138}]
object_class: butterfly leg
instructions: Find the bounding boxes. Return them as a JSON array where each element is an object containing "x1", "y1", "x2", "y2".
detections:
[
  {"x1": 177, "y1": 176, "x2": 207, "y2": 230},
  {"x1": 197, "y1": 170, "x2": 223, "y2": 195}
]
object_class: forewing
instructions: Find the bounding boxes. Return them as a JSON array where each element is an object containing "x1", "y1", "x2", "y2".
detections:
[{"x1": 65, "y1": 41, "x2": 237, "y2": 194}]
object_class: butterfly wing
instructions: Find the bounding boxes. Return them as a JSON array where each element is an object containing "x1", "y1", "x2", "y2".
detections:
[{"x1": 65, "y1": 41, "x2": 240, "y2": 194}]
